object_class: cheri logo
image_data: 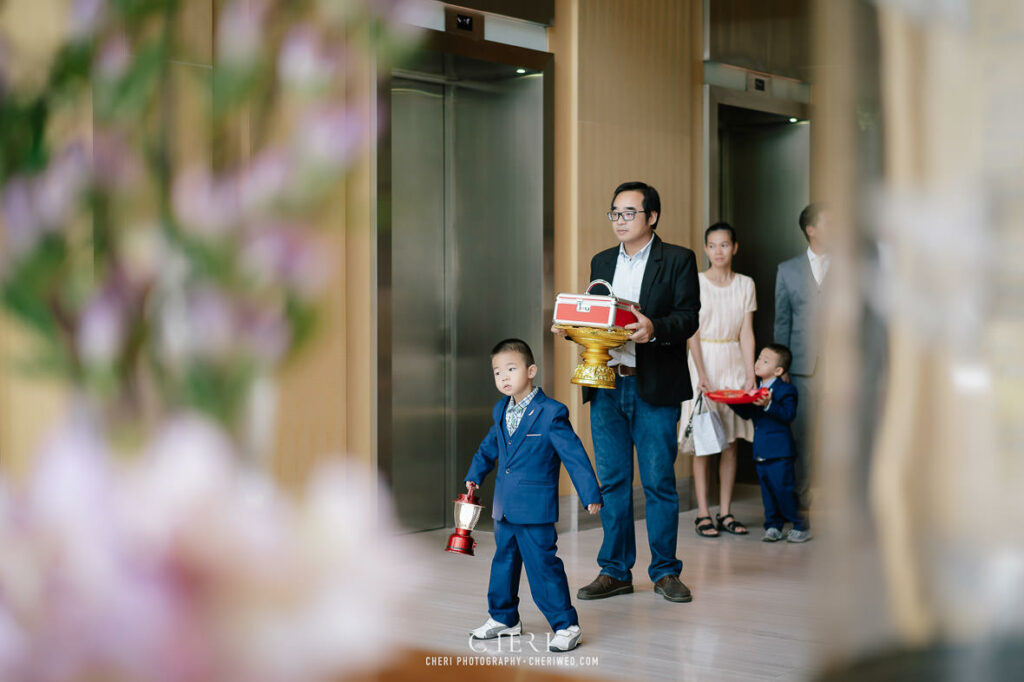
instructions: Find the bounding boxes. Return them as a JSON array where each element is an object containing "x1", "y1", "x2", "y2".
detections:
[{"x1": 468, "y1": 632, "x2": 553, "y2": 653}]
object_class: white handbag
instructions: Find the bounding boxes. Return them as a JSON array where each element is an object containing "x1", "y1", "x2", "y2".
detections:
[{"x1": 682, "y1": 392, "x2": 728, "y2": 456}]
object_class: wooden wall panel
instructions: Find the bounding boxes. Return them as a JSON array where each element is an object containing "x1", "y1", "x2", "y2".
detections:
[
  {"x1": 710, "y1": 0, "x2": 811, "y2": 81},
  {"x1": 272, "y1": 44, "x2": 379, "y2": 488},
  {"x1": 577, "y1": 0, "x2": 700, "y2": 269},
  {"x1": 550, "y1": 0, "x2": 703, "y2": 490}
]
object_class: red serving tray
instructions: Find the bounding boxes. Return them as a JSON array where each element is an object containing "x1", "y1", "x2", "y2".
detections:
[{"x1": 705, "y1": 388, "x2": 770, "y2": 404}]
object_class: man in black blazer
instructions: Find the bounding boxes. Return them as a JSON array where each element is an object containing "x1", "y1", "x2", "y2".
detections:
[{"x1": 554, "y1": 181, "x2": 700, "y2": 603}]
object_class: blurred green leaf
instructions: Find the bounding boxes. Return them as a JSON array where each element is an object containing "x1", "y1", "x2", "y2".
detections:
[
  {"x1": 111, "y1": 0, "x2": 178, "y2": 26},
  {"x1": 285, "y1": 297, "x2": 317, "y2": 357},
  {"x1": 94, "y1": 42, "x2": 165, "y2": 123},
  {"x1": 0, "y1": 236, "x2": 68, "y2": 339},
  {"x1": 0, "y1": 98, "x2": 50, "y2": 183},
  {"x1": 211, "y1": 64, "x2": 266, "y2": 119},
  {"x1": 182, "y1": 360, "x2": 256, "y2": 426},
  {"x1": 47, "y1": 43, "x2": 95, "y2": 91}
]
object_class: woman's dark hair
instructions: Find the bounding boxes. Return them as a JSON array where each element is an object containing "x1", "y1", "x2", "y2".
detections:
[
  {"x1": 704, "y1": 221, "x2": 737, "y2": 244},
  {"x1": 611, "y1": 181, "x2": 660, "y2": 229}
]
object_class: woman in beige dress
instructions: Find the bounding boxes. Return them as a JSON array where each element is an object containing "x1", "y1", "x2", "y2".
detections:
[{"x1": 681, "y1": 222, "x2": 756, "y2": 537}]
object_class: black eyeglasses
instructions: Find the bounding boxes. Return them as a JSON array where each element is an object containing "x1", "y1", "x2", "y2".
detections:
[{"x1": 607, "y1": 210, "x2": 645, "y2": 222}]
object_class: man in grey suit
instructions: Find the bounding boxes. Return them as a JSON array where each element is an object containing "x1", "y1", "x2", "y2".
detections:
[{"x1": 774, "y1": 203, "x2": 830, "y2": 510}]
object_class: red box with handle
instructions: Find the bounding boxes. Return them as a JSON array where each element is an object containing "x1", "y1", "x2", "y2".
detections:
[{"x1": 553, "y1": 279, "x2": 639, "y2": 329}]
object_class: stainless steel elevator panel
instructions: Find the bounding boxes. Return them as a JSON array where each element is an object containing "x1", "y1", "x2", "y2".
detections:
[
  {"x1": 390, "y1": 79, "x2": 447, "y2": 531},
  {"x1": 387, "y1": 58, "x2": 547, "y2": 533},
  {"x1": 451, "y1": 76, "x2": 545, "y2": 531}
]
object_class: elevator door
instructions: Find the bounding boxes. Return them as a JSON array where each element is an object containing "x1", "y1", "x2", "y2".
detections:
[
  {"x1": 719, "y1": 105, "x2": 810, "y2": 360},
  {"x1": 389, "y1": 56, "x2": 546, "y2": 532},
  {"x1": 390, "y1": 79, "x2": 447, "y2": 532},
  {"x1": 718, "y1": 103, "x2": 810, "y2": 484}
]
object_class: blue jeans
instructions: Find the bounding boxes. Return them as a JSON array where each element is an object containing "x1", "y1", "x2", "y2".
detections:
[{"x1": 590, "y1": 376, "x2": 682, "y2": 583}]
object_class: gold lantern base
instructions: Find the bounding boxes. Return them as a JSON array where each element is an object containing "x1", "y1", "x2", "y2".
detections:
[{"x1": 554, "y1": 324, "x2": 633, "y2": 390}]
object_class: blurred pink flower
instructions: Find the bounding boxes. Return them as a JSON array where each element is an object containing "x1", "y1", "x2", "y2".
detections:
[
  {"x1": 0, "y1": 406, "x2": 190, "y2": 681},
  {"x1": 172, "y1": 167, "x2": 241, "y2": 239},
  {"x1": 366, "y1": 0, "x2": 426, "y2": 39},
  {"x1": 238, "y1": 305, "x2": 291, "y2": 364},
  {"x1": 0, "y1": 177, "x2": 40, "y2": 257},
  {"x1": 241, "y1": 224, "x2": 329, "y2": 299},
  {"x1": 78, "y1": 285, "x2": 127, "y2": 366},
  {"x1": 154, "y1": 284, "x2": 238, "y2": 368},
  {"x1": 95, "y1": 33, "x2": 131, "y2": 81},
  {"x1": 92, "y1": 128, "x2": 144, "y2": 191},
  {"x1": 1, "y1": 144, "x2": 89, "y2": 258},
  {"x1": 36, "y1": 142, "x2": 91, "y2": 228},
  {"x1": 238, "y1": 150, "x2": 291, "y2": 216},
  {"x1": 68, "y1": 0, "x2": 108, "y2": 41},
  {"x1": 216, "y1": 0, "x2": 268, "y2": 69},
  {"x1": 295, "y1": 104, "x2": 367, "y2": 174},
  {"x1": 183, "y1": 288, "x2": 237, "y2": 361},
  {"x1": 0, "y1": 410, "x2": 424, "y2": 681},
  {"x1": 277, "y1": 25, "x2": 340, "y2": 94}
]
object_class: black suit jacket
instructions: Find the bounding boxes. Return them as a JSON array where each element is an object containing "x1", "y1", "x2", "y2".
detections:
[{"x1": 582, "y1": 234, "x2": 700, "y2": 406}]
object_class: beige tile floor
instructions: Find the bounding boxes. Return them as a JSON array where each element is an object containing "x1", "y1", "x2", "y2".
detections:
[{"x1": 396, "y1": 485, "x2": 828, "y2": 681}]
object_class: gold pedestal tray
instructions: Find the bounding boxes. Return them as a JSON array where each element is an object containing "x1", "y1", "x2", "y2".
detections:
[{"x1": 554, "y1": 324, "x2": 633, "y2": 389}]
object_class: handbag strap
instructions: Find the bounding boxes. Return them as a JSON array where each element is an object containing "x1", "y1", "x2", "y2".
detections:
[{"x1": 684, "y1": 391, "x2": 704, "y2": 437}]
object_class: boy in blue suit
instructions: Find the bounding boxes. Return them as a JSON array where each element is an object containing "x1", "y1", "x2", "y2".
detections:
[
  {"x1": 465, "y1": 339, "x2": 603, "y2": 653},
  {"x1": 727, "y1": 344, "x2": 811, "y2": 543}
]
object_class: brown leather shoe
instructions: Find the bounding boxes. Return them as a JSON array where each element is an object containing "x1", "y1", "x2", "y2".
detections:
[
  {"x1": 576, "y1": 574, "x2": 634, "y2": 600},
  {"x1": 654, "y1": 575, "x2": 692, "y2": 603}
]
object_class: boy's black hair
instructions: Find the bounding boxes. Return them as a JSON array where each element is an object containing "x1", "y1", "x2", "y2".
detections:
[
  {"x1": 764, "y1": 343, "x2": 792, "y2": 372},
  {"x1": 705, "y1": 221, "x2": 737, "y2": 244},
  {"x1": 491, "y1": 338, "x2": 535, "y2": 367},
  {"x1": 611, "y1": 181, "x2": 661, "y2": 229}
]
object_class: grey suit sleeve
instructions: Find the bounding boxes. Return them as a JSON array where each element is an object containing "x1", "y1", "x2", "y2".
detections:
[{"x1": 774, "y1": 265, "x2": 791, "y2": 347}]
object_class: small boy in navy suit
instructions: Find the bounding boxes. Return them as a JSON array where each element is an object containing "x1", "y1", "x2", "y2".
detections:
[
  {"x1": 728, "y1": 344, "x2": 811, "y2": 543},
  {"x1": 465, "y1": 339, "x2": 603, "y2": 652}
]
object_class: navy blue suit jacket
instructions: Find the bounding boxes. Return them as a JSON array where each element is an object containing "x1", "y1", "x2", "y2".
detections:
[
  {"x1": 465, "y1": 389, "x2": 602, "y2": 524},
  {"x1": 728, "y1": 380, "x2": 799, "y2": 461}
]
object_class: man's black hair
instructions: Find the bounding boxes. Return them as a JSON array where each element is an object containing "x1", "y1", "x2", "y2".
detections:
[
  {"x1": 798, "y1": 203, "x2": 827, "y2": 241},
  {"x1": 611, "y1": 181, "x2": 661, "y2": 229}
]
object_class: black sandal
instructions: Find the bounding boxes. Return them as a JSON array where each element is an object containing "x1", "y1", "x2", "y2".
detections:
[
  {"x1": 694, "y1": 516, "x2": 719, "y2": 537},
  {"x1": 716, "y1": 513, "x2": 749, "y2": 535}
]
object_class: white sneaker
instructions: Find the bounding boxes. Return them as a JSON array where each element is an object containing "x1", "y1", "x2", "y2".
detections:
[
  {"x1": 762, "y1": 527, "x2": 783, "y2": 542},
  {"x1": 786, "y1": 528, "x2": 812, "y2": 543},
  {"x1": 548, "y1": 625, "x2": 582, "y2": 652},
  {"x1": 470, "y1": 617, "x2": 521, "y2": 640}
]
